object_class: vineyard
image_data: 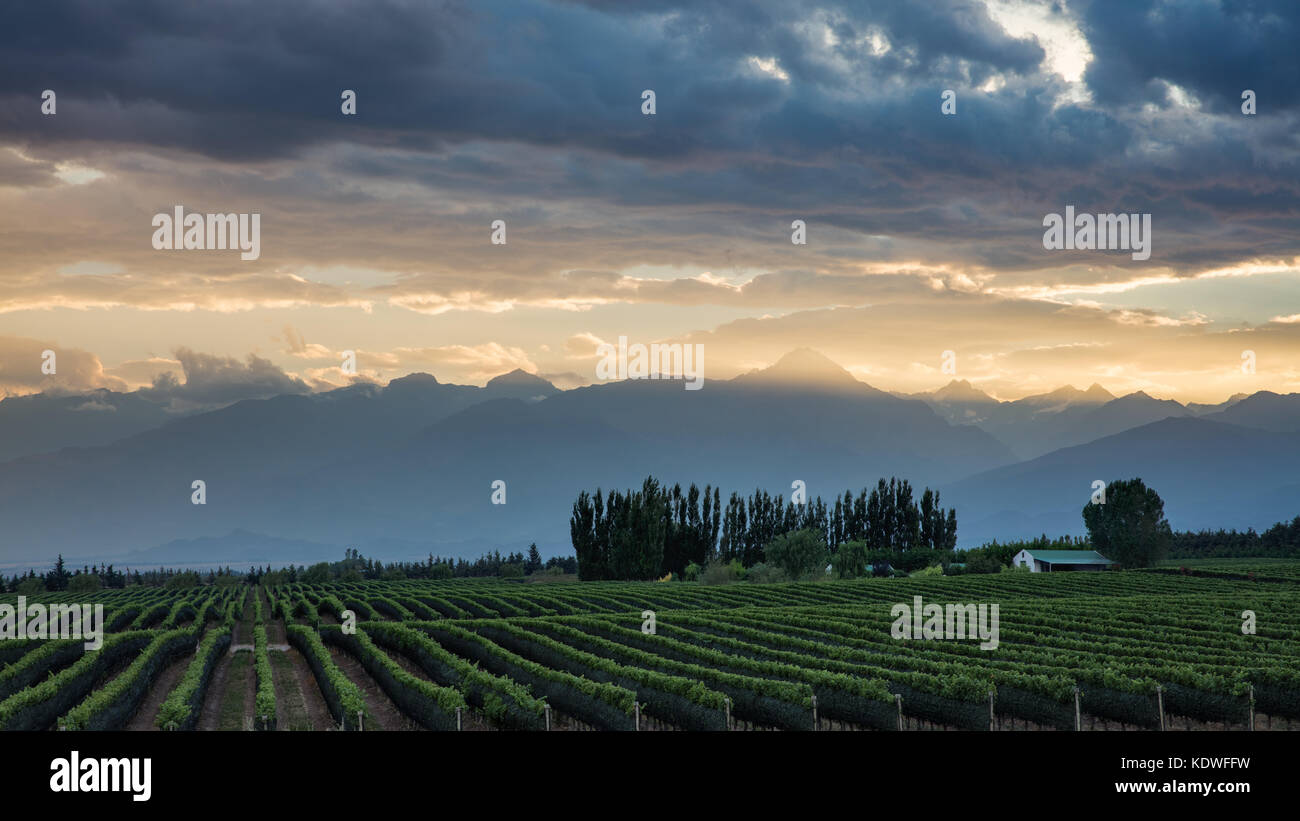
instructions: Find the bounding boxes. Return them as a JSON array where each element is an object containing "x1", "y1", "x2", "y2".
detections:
[{"x1": 3, "y1": 565, "x2": 1299, "y2": 732}]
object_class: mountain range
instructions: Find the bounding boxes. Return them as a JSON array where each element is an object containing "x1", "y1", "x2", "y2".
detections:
[
  {"x1": 903, "y1": 380, "x2": 1268, "y2": 460},
  {"x1": 0, "y1": 350, "x2": 1295, "y2": 567}
]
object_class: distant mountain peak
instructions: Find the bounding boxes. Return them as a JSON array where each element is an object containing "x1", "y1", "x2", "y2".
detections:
[
  {"x1": 486, "y1": 368, "x2": 553, "y2": 389},
  {"x1": 931, "y1": 379, "x2": 997, "y2": 403},
  {"x1": 1084, "y1": 383, "x2": 1114, "y2": 400},
  {"x1": 385, "y1": 372, "x2": 439, "y2": 388},
  {"x1": 746, "y1": 348, "x2": 860, "y2": 386},
  {"x1": 1114, "y1": 390, "x2": 1180, "y2": 406}
]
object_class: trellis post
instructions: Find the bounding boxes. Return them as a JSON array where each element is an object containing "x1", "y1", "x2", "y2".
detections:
[{"x1": 1248, "y1": 685, "x2": 1255, "y2": 732}]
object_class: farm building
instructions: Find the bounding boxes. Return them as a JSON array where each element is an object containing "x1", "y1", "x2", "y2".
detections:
[{"x1": 1011, "y1": 549, "x2": 1113, "y2": 573}]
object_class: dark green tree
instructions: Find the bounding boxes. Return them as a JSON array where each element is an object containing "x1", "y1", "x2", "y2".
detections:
[
  {"x1": 765, "y1": 528, "x2": 829, "y2": 580},
  {"x1": 45, "y1": 554, "x2": 70, "y2": 591},
  {"x1": 831, "y1": 539, "x2": 870, "y2": 579},
  {"x1": 1081, "y1": 478, "x2": 1172, "y2": 568}
]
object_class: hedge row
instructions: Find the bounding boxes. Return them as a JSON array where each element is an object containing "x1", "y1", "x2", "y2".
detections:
[
  {"x1": 0, "y1": 632, "x2": 153, "y2": 730},
  {"x1": 528, "y1": 619, "x2": 818, "y2": 731},
  {"x1": 319, "y1": 625, "x2": 465, "y2": 730},
  {"x1": 415, "y1": 621, "x2": 636, "y2": 730},
  {"x1": 60, "y1": 629, "x2": 195, "y2": 730},
  {"x1": 0, "y1": 640, "x2": 39, "y2": 667},
  {"x1": 253, "y1": 622, "x2": 277, "y2": 730},
  {"x1": 128, "y1": 602, "x2": 171, "y2": 631},
  {"x1": 286, "y1": 623, "x2": 367, "y2": 730},
  {"x1": 156, "y1": 626, "x2": 233, "y2": 730},
  {"x1": 0, "y1": 640, "x2": 85, "y2": 703},
  {"x1": 469, "y1": 620, "x2": 729, "y2": 731},
  {"x1": 367, "y1": 597, "x2": 415, "y2": 621},
  {"x1": 563, "y1": 616, "x2": 899, "y2": 730},
  {"x1": 362, "y1": 621, "x2": 545, "y2": 730}
]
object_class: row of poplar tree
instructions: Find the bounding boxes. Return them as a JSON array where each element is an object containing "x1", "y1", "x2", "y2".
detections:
[{"x1": 569, "y1": 476, "x2": 956, "y2": 581}]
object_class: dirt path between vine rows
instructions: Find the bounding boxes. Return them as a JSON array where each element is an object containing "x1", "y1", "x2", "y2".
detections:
[
  {"x1": 126, "y1": 649, "x2": 194, "y2": 730},
  {"x1": 327, "y1": 645, "x2": 423, "y2": 731}
]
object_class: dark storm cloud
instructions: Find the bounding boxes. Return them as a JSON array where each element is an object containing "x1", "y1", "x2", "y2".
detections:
[
  {"x1": 0, "y1": 0, "x2": 1295, "y2": 283},
  {"x1": 0, "y1": 0, "x2": 1043, "y2": 161},
  {"x1": 1079, "y1": 0, "x2": 1300, "y2": 113}
]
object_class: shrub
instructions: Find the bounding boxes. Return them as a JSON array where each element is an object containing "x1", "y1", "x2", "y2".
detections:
[
  {"x1": 764, "y1": 529, "x2": 828, "y2": 580},
  {"x1": 892, "y1": 548, "x2": 954, "y2": 573},
  {"x1": 744, "y1": 563, "x2": 787, "y2": 584},
  {"x1": 964, "y1": 552, "x2": 1005, "y2": 574},
  {"x1": 67, "y1": 574, "x2": 101, "y2": 593},
  {"x1": 700, "y1": 558, "x2": 742, "y2": 585},
  {"x1": 683, "y1": 561, "x2": 702, "y2": 581},
  {"x1": 165, "y1": 571, "x2": 201, "y2": 589},
  {"x1": 832, "y1": 540, "x2": 870, "y2": 579},
  {"x1": 909, "y1": 564, "x2": 945, "y2": 577}
]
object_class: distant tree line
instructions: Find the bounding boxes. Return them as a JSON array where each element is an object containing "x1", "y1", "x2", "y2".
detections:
[
  {"x1": 3, "y1": 554, "x2": 182, "y2": 593},
  {"x1": 570, "y1": 476, "x2": 956, "y2": 581},
  {"x1": 1170, "y1": 517, "x2": 1300, "y2": 559},
  {"x1": 5, "y1": 556, "x2": 266, "y2": 593},
  {"x1": 293, "y1": 546, "x2": 573, "y2": 583},
  {"x1": 5, "y1": 546, "x2": 575, "y2": 592}
]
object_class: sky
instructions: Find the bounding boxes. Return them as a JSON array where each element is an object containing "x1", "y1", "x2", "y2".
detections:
[{"x1": 0, "y1": 0, "x2": 1297, "y2": 405}]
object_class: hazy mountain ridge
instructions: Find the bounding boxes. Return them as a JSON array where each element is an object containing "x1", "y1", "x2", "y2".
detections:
[
  {"x1": 942, "y1": 416, "x2": 1300, "y2": 546},
  {"x1": 912, "y1": 380, "x2": 1289, "y2": 460},
  {"x1": 0, "y1": 354, "x2": 1293, "y2": 562},
  {"x1": 0, "y1": 352, "x2": 1012, "y2": 561}
]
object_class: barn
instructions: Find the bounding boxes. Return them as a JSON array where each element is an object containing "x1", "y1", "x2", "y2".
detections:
[{"x1": 1011, "y1": 549, "x2": 1113, "y2": 573}]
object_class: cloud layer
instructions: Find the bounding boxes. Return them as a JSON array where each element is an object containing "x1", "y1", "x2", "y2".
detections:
[{"x1": 0, "y1": 0, "x2": 1296, "y2": 401}]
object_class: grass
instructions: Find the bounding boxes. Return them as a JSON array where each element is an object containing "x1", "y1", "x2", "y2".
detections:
[
  {"x1": 270, "y1": 651, "x2": 315, "y2": 731},
  {"x1": 218, "y1": 652, "x2": 252, "y2": 731}
]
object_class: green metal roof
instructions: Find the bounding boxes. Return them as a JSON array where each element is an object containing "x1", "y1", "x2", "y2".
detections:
[{"x1": 1022, "y1": 549, "x2": 1112, "y2": 564}]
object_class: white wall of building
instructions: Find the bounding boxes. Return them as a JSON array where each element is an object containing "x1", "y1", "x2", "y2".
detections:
[{"x1": 1012, "y1": 549, "x2": 1039, "y2": 572}]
